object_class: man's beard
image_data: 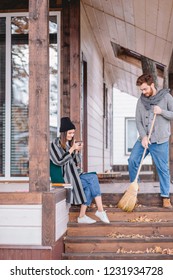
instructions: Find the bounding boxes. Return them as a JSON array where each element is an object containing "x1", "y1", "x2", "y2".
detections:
[{"x1": 145, "y1": 87, "x2": 153, "y2": 97}]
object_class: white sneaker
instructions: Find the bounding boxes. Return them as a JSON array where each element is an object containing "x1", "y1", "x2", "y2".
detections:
[
  {"x1": 77, "y1": 215, "x2": 96, "y2": 224},
  {"x1": 95, "y1": 210, "x2": 110, "y2": 223}
]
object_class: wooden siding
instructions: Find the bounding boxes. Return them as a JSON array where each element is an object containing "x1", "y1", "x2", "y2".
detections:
[
  {"x1": 0, "y1": 192, "x2": 42, "y2": 205},
  {"x1": 81, "y1": 3, "x2": 112, "y2": 172},
  {"x1": 0, "y1": 205, "x2": 42, "y2": 245},
  {"x1": 0, "y1": 189, "x2": 69, "y2": 259},
  {"x1": 0, "y1": 236, "x2": 64, "y2": 260},
  {"x1": 81, "y1": 0, "x2": 173, "y2": 96},
  {"x1": 55, "y1": 199, "x2": 70, "y2": 240}
]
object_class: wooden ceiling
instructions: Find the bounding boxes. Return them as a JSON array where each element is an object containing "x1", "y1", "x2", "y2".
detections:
[{"x1": 81, "y1": 0, "x2": 173, "y2": 97}]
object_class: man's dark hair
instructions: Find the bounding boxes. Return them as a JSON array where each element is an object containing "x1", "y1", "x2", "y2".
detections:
[{"x1": 136, "y1": 74, "x2": 154, "y2": 86}]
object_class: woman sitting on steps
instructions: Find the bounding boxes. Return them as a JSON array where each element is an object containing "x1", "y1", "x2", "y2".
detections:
[{"x1": 50, "y1": 117, "x2": 110, "y2": 224}]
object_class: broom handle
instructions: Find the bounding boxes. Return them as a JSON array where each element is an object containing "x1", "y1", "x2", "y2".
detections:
[{"x1": 134, "y1": 113, "x2": 156, "y2": 182}]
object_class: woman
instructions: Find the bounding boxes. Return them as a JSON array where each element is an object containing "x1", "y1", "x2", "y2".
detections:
[{"x1": 50, "y1": 117, "x2": 110, "y2": 224}]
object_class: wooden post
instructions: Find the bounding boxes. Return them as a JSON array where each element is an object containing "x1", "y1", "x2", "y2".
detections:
[
  {"x1": 70, "y1": 0, "x2": 81, "y2": 140},
  {"x1": 61, "y1": 0, "x2": 81, "y2": 140},
  {"x1": 29, "y1": 0, "x2": 50, "y2": 192},
  {"x1": 169, "y1": 73, "x2": 173, "y2": 181},
  {"x1": 61, "y1": 0, "x2": 70, "y2": 117}
]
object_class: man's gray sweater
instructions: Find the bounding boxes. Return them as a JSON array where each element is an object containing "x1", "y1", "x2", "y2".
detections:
[{"x1": 136, "y1": 90, "x2": 173, "y2": 144}]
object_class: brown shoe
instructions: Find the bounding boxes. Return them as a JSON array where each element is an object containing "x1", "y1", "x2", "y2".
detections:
[{"x1": 163, "y1": 198, "x2": 172, "y2": 208}]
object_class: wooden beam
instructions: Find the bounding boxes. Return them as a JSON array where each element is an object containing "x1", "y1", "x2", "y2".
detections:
[
  {"x1": 70, "y1": 0, "x2": 81, "y2": 140},
  {"x1": 61, "y1": 0, "x2": 70, "y2": 117},
  {"x1": 0, "y1": 192, "x2": 42, "y2": 205},
  {"x1": 29, "y1": 0, "x2": 50, "y2": 192},
  {"x1": 61, "y1": 0, "x2": 81, "y2": 139},
  {"x1": 0, "y1": 0, "x2": 62, "y2": 11},
  {"x1": 42, "y1": 192, "x2": 56, "y2": 246},
  {"x1": 169, "y1": 73, "x2": 173, "y2": 181}
]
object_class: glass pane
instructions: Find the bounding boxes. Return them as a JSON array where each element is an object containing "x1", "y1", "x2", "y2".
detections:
[
  {"x1": 127, "y1": 119, "x2": 137, "y2": 153},
  {"x1": 0, "y1": 18, "x2": 6, "y2": 177},
  {"x1": 11, "y1": 16, "x2": 29, "y2": 176},
  {"x1": 49, "y1": 16, "x2": 58, "y2": 142},
  {"x1": 10, "y1": 15, "x2": 59, "y2": 177}
]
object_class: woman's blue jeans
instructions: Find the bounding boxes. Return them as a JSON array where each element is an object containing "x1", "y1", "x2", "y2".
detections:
[
  {"x1": 128, "y1": 140, "x2": 170, "y2": 197},
  {"x1": 80, "y1": 173, "x2": 101, "y2": 206}
]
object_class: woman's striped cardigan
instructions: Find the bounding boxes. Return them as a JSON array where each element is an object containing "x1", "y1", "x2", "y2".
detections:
[{"x1": 50, "y1": 137, "x2": 86, "y2": 205}]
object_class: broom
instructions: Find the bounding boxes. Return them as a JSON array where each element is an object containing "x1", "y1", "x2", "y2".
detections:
[{"x1": 117, "y1": 113, "x2": 156, "y2": 212}]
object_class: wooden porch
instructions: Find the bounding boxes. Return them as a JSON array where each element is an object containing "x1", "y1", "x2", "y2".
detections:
[
  {"x1": 1, "y1": 0, "x2": 173, "y2": 261},
  {"x1": 0, "y1": 180, "x2": 173, "y2": 260},
  {"x1": 64, "y1": 181, "x2": 173, "y2": 260},
  {"x1": 0, "y1": 183, "x2": 70, "y2": 260}
]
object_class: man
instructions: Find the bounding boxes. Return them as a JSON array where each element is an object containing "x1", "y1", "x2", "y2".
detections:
[{"x1": 128, "y1": 73, "x2": 173, "y2": 208}]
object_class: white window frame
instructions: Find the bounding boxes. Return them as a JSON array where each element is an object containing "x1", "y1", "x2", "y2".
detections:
[
  {"x1": 125, "y1": 117, "x2": 138, "y2": 155},
  {"x1": 0, "y1": 12, "x2": 60, "y2": 181}
]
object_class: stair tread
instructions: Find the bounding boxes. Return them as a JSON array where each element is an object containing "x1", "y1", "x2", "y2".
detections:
[
  {"x1": 68, "y1": 221, "x2": 173, "y2": 227},
  {"x1": 70, "y1": 206, "x2": 173, "y2": 212},
  {"x1": 62, "y1": 252, "x2": 173, "y2": 260},
  {"x1": 64, "y1": 236, "x2": 173, "y2": 242}
]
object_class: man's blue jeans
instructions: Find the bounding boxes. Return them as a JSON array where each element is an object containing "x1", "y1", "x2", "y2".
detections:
[{"x1": 128, "y1": 140, "x2": 170, "y2": 197}]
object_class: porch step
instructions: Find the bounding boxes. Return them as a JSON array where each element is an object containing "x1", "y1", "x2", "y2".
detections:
[
  {"x1": 62, "y1": 200, "x2": 173, "y2": 260},
  {"x1": 69, "y1": 206, "x2": 173, "y2": 222},
  {"x1": 101, "y1": 192, "x2": 173, "y2": 207},
  {"x1": 64, "y1": 236, "x2": 173, "y2": 253},
  {"x1": 67, "y1": 221, "x2": 173, "y2": 237},
  {"x1": 62, "y1": 252, "x2": 173, "y2": 260},
  {"x1": 98, "y1": 171, "x2": 154, "y2": 183}
]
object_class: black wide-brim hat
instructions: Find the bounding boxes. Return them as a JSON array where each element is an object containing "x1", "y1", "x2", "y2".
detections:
[{"x1": 60, "y1": 117, "x2": 76, "y2": 132}]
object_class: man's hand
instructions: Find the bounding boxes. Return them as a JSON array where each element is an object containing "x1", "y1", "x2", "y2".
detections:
[
  {"x1": 141, "y1": 135, "x2": 150, "y2": 148},
  {"x1": 154, "y1": 105, "x2": 162, "y2": 114}
]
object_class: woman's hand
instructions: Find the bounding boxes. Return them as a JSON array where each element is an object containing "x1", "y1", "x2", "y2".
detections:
[
  {"x1": 69, "y1": 141, "x2": 83, "y2": 154},
  {"x1": 75, "y1": 141, "x2": 83, "y2": 152}
]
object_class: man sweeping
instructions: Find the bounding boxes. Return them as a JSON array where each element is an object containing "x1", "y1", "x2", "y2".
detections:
[{"x1": 128, "y1": 73, "x2": 173, "y2": 208}]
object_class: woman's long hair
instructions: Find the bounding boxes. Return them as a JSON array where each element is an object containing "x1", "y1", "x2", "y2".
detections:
[{"x1": 60, "y1": 132, "x2": 74, "y2": 149}]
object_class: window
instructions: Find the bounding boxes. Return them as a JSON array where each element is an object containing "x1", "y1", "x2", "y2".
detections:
[
  {"x1": 125, "y1": 118, "x2": 138, "y2": 154},
  {"x1": 0, "y1": 13, "x2": 60, "y2": 180},
  {"x1": 0, "y1": 17, "x2": 6, "y2": 177}
]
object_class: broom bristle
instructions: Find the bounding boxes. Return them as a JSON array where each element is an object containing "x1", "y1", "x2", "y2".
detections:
[{"x1": 117, "y1": 181, "x2": 139, "y2": 212}]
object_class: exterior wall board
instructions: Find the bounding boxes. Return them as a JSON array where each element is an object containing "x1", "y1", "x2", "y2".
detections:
[
  {"x1": 0, "y1": 205, "x2": 42, "y2": 245},
  {"x1": 81, "y1": 3, "x2": 112, "y2": 173},
  {"x1": 0, "y1": 205, "x2": 42, "y2": 226},
  {"x1": 55, "y1": 199, "x2": 70, "y2": 240},
  {"x1": 0, "y1": 197, "x2": 69, "y2": 246},
  {"x1": 0, "y1": 227, "x2": 42, "y2": 245}
]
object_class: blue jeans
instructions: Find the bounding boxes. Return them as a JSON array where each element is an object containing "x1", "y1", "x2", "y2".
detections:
[
  {"x1": 80, "y1": 173, "x2": 101, "y2": 206},
  {"x1": 128, "y1": 140, "x2": 170, "y2": 197}
]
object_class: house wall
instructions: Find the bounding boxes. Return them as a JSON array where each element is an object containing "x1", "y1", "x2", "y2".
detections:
[
  {"x1": 81, "y1": 3, "x2": 113, "y2": 172},
  {"x1": 0, "y1": 189, "x2": 69, "y2": 248},
  {"x1": 0, "y1": 199, "x2": 69, "y2": 246},
  {"x1": 0, "y1": 205, "x2": 42, "y2": 245},
  {"x1": 113, "y1": 89, "x2": 152, "y2": 165},
  {"x1": 55, "y1": 199, "x2": 70, "y2": 240}
]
